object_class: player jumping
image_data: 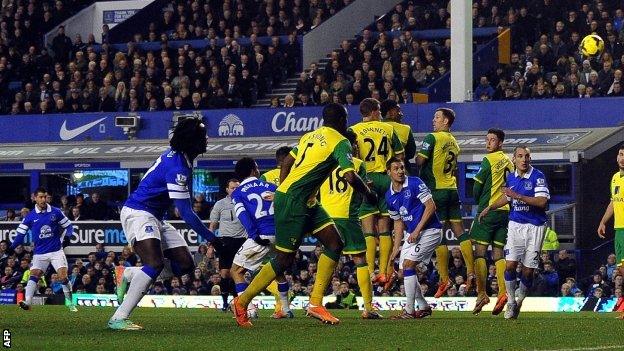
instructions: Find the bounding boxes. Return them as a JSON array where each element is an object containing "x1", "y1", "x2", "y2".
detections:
[
  {"x1": 416, "y1": 108, "x2": 475, "y2": 297},
  {"x1": 469, "y1": 128, "x2": 514, "y2": 315},
  {"x1": 232, "y1": 103, "x2": 377, "y2": 327},
  {"x1": 479, "y1": 146, "x2": 550, "y2": 319},
  {"x1": 349, "y1": 98, "x2": 404, "y2": 284},
  {"x1": 385, "y1": 157, "x2": 441, "y2": 319},
  {"x1": 230, "y1": 157, "x2": 293, "y2": 319},
  {"x1": 108, "y1": 117, "x2": 219, "y2": 330},
  {"x1": 10, "y1": 187, "x2": 77, "y2": 312}
]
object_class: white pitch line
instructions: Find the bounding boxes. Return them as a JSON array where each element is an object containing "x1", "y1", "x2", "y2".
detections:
[{"x1": 537, "y1": 346, "x2": 623, "y2": 351}]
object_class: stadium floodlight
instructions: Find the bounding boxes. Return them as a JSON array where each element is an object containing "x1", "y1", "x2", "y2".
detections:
[{"x1": 115, "y1": 114, "x2": 140, "y2": 139}]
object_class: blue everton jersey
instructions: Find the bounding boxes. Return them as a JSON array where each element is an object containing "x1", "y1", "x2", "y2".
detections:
[
  {"x1": 385, "y1": 176, "x2": 442, "y2": 234},
  {"x1": 125, "y1": 149, "x2": 192, "y2": 219},
  {"x1": 231, "y1": 177, "x2": 277, "y2": 240},
  {"x1": 16, "y1": 204, "x2": 72, "y2": 255},
  {"x1": 507, "y1": 166, "x2": 550, "y2": 226}
]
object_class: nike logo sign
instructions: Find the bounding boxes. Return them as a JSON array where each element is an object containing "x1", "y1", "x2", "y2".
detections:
[
  {"x1": 59, "y1": 117, "x2": 107, "y2": 141},
  {"x1": 33, "y1": 219, "x2": 38, "y2": 222}
]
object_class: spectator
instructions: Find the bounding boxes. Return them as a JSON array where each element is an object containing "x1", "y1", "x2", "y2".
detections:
[
  {"x1": 85, "y1": 192, "x2": 110, "y2": 220},
  {"x1": 556, "y1": 250, "x2": 577, "y2": 281},
  {"x1": 71, "y1": 207, "x2": 83, "y2": 221},
  {"x1": 474, "y1": 76, "x2": 495, "y2": 100},
  {"x1": 2, "y1": 209, "x2": 17, "y2": 221},
  {"x1": 536, "y1": 261, "x2": 560, "y2": 296}
]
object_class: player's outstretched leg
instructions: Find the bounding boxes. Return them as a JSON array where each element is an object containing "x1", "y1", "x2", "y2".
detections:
[
  {"x1": 233, "y1": 255, "x2": 285, "y2": 327},
  {"x1": 109, "y1": 239, "x2": 163, "y2": 330},
  {"x1": 306, "y1": 225, "x2": 343, "y2": 325}
]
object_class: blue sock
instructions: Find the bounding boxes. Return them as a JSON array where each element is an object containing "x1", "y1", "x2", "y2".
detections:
[
  {"x1": 504, "y1": 270, "x2": 517, "y2": 282},
  {"x1": 277, "y1": 281, "x2": 289, "y2": 293},
  {"x1": 235, "y1": 282, "x2": 248, "y2": 294},
  {"x1": 141, "y1": 264, "x2": 160, "y2": 280}
]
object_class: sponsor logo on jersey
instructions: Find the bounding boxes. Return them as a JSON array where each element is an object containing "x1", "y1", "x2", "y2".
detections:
[
  {"x1": 218, "y1": 114, "x2": 244, "y2": 136},
  {"x1": 39, "y1": 225, "x2": 53, "y2": 239}
]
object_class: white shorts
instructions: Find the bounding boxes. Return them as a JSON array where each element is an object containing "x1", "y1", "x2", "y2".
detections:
[
  {"x1": 31, "y1": 249, "x2": 68, "y2": 272},
  {"x1": 120, "y1": 207, "x2": 187, "y2": 251},
  {"x1": 504, "y1": 221, "x2": 546, "y2": 269},
  {"x1": 232, "y1": 236, "x2": 275, "y2": 272},
  {"x1": 399, "y1": 228, "x2": 442, "y2": 269}
]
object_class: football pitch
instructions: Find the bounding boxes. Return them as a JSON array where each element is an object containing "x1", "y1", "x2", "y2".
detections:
[{"x1": 1, "y1": 306, "x2": 623, "y2": 351}]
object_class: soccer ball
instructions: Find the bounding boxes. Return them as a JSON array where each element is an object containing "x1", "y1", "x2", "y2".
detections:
[
  {"x1": 580, "y1": 34, "x2": 604, "y2": 57},
  {"x1": 247, "y1": 306, "x2": 258, "y2": 319}
]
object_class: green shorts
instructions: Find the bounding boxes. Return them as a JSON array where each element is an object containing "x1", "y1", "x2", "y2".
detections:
[
  {"x1": 334, "y1": 218, "x2": 366, "y2": 255},
  {"x1": 432, "y1": 189, "x2": 462, "y2": 222},
  {"x1": 359, "y1": 172, "x2": 390, "y2": 219},
  {"x1": 616, "y1": 229, "x2": 624, "y2": 267},
  {"x1": 469, "y1": 210, "x2": 509, "y2": 248},
  {"x1": 274, "y1": 191, "x2": 334, "y2": 253}
]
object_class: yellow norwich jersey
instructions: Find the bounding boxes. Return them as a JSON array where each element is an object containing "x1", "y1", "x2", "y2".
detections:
[
  {"x1": 473, "y1": 150, "x2": 514, "y2": 212},
  {"x1": 260, "y1": 168, "x2": 281, "y2": 186},
  {"x1": 349, "y1": 121, "x2": 404, "y2": 173},
  {"x1": 611, "y1": 171, "x2": 624, "y2": 229},
  {"x1": 277, "y1": 126, "x2": 354, "y2": 202},
  {"x1": 384, "y1": 119, "x2": 417, "y2": 161},
  {"x1": 319, "y1": 158, "x2": 367, "y2": 219},
  {"x1": 418, "y1": 131, "x2": 460, "y2": 190}
]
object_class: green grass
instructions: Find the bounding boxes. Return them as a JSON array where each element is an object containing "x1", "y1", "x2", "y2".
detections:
[{"x1": 1, "y1": 306, "x2": 623, "y2": 351}]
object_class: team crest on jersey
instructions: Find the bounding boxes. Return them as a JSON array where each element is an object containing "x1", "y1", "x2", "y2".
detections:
[
  {"x1": 145, "y1": 226, "x2": 154, "y2": 233},
  {"x1": 50, "y1": 214, "x2": 56, "y2": 221},
  {"x1": 524, "y1": 181, "x2": 533, "y2": 190},
  {"x1": 404, "y1": 190, "x2": 411, "y2": 198},
  {"x1": 176, "y1": 174, "x2": 187, "y2": 186}
]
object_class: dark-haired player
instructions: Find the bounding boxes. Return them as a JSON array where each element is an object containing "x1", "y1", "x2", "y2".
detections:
[
  {"x1": 108, "y1": 118, "x2": 218, "y2": 330},
  {"x1": 416, "y1": 108, "x2": 475, "y2": 298},
  {"x1": 260, "y1": 146, "x2": 293, "y2": 186},
  {"x1": 469, "y1": 128, "x2": 514, "y2": 315},
  {"x1": 232, "y1": 103, "x2": 376, "y2": 327},
  {"x1": 11, "y1": 186, "x2": 76, "y2": 312},
  {"x1": 349, "y1": 98, "x2": 404, "y2": 284},
  {"x1": 230, "y1": 157, "x2": 293, "y2": 319}
]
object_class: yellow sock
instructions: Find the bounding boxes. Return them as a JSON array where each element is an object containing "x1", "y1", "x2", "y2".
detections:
[
  {"x1": 475, "y1": 258, "x2": 487, "y2": 297},
  {"x1": 378, "y1": 234, "x2": 392, "y2": 276},
  {"x1": 239, "y1": 262, "x2": 276, "y2": 306},
  {"x1": 309, "y1": 253, "x2": 338, "y2": 306},
  {"x1": 356, "y1": 263, "x2": 373, "y2": 311},
  {"x1": 495, "y1": 259, "x2": 507, "y2": 297},
  {"x1": 459, "y1": 239, "x2": 475, "y2": 276},
  {"x1": 266, "y1": 280, "x2": 282, "y2": 313},
  {"x1": 435, "y1": 245, "x2": 450, "y2": 283},
  {"x1": 364, "y1": 235, "x2": 376, "y2": 275}
]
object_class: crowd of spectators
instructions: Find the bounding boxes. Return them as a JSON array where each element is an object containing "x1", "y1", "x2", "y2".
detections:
[
  {"x1": 0, "y1": 0, "x2": 357, "y2": 114},
  {"x1": 478, "y1": 0, "x2": 624, "y2": 100}
]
